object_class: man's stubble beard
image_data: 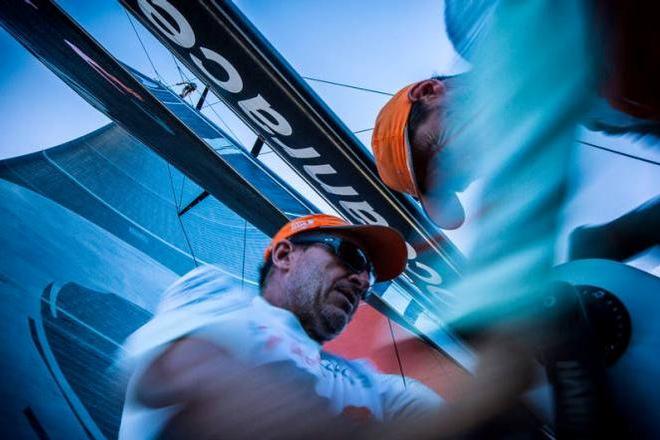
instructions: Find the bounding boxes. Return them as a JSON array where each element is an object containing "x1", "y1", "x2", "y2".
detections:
[{"x1": 288, "y1": 266, "x2": 347, "y2": 343}]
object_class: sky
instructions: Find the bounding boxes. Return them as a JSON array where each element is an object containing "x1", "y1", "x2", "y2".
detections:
[{"x1": 0, "y1": 0, "x2": 658, "y2": 270}]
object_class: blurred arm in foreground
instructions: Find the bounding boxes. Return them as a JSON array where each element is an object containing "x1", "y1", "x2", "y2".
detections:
[
  {"x1": 120, "y1": 215, "x2": 456, "y2": 439},
  {"x1": 372, "y1": 0, "x2": 624, "y2": 437},
  {"x1": 118, "y1": 215, "x2": 553, "y2": 439},
  {"x1": 141, "y1": 332, "x2": 534, "y2": 440}
]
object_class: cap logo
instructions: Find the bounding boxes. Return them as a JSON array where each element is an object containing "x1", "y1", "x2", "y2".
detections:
[{"x1": 290, "y1": 218, "x2": 314, "y2": 232}]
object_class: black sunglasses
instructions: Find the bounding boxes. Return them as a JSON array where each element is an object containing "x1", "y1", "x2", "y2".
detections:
[{"x1": 289, "y1": 233, "x2": 375, "y2": 285}]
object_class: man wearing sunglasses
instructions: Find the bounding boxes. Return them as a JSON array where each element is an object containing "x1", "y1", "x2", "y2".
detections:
[
  {"x1": 119, "y1": 213, "x2": 450, "y2": 439},
  {"x1": 257, "y1": 213, "x2": 407, "y2": 343}
]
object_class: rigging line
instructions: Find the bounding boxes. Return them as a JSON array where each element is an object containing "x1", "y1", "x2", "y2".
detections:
[
  {"x1": 166, "y1": 163, "x2": 199, "y2": 267},
  {"x1": 184, "y1": 79, "x2": 243, "y2": 141},
  {"x1": 353, "y1": 128, "x2": 374, "y2": 134},
  {"x1": 178, "y1": 214, "x2": 199, "y2": 268},
  {"x1": 164, "y1": 57, "x2": 194, "y2": 102},
  {"x1": 301, "y1": 76, "x2": 393, "y2": 97},
  {"x1": 170, "y1": 52, "x2": 187, "y2": 82},
  {"x1": 169, "y1": 61, "x2": 196, "y2": 204},
  {"x1": 387, "y1": 317, "x2": 407, "y2": 388},
  {"x1": 171, "y1": 69, "x2": 191, "y2": 207},
  {"x1": 204, "y1": 100, "x2": 242, "y2": 143},
  {"x1": 240, "y1": 218, "x2": 248, "y2": 293},
  {"x1": 177, "y1": 172, "x2": 187, "y2": 211},
  {"x1": 173, "y1": 69, "x2": 196, "y2": 107},
  {"x1": 578, "y1": 140, "x2": 660, "y2": 167},
  {"x1": 123, "y1": 9, "x2": 163, "y2": 83},
  {"x1": 173, "y1": 68, "x2": 243, "y2": 143},
  {"x1": 202, "y1": 99, "x2": 222, "y2": 109},
  {"x1": 166, "y1": 162, "x2": 180, "y2": 212}
]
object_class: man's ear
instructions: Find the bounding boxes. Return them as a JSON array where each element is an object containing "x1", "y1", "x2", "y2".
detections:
[
  {"x1": 271, "y1": 239, "x2": 295, "y2": 270},
  {"x1": 409, "y1": 79, "x2": 445, "y2": 102}
]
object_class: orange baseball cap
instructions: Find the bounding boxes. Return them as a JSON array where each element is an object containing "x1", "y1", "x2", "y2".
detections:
[
  {"x1": 371, "y1": 82, "x2": 420, "y2": 197},
  {"x1": 372, "y1": 81, "x2": 465, "y2": 230},
  {"x1": 263, "y1": 214, "x2": 407, "y2": 282}
]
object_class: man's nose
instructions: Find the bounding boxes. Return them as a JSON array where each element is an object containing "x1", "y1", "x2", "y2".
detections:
[{"x1": 347, "y1": 270, "x2": 371, "y2": 293}]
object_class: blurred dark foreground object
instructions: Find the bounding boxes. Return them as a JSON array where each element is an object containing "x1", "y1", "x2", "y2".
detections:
[
  {"x1": 569, "y1": 196, "x2": 660, "y2": 262},
  {"x1": 597, "y1": 1, "x2": 660, "y2": 124},
  {"x1": 445, "y1": 0, "x2": 660, "y2": 138},
  {"x1": 449, "y1": 281, "x2": 623, "y2": 439}
]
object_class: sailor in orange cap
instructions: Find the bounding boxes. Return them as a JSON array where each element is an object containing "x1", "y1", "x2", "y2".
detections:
[
  {"x1": 259, "y1": 213, "x2": 407, "y2": 341},
  {"x1": 372, "y1": 76, "x2": 472, "y2": 230},
  {"x1": 120, "y1": 213, "x2": 455, "y2": 439}
]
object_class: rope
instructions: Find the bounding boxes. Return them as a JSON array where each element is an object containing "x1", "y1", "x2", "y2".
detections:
[
  {"x1": 123, "y1": 10, "x2": 163, "y2": 83},
  {"x1": 167, "y1": 163, "x2": 198, "y2": 267},
  {"x1": 177, "y1": 173, "x2": 187, "y2": 212},
  {"x1": 167, "y1": 55, "x2": 193, "y2": 204},
  {"x1": 301, "y1": 76, "x2": 393, "y2": 97},
  {"x1": 171, "y1": 53, "x2": 187, "y2": 83},
  {"x1": 170, "y1": 54, "x2": 196, "y2": 106},
  {"x1": 578, "y1": 140, "x2": 660, "y2": 167},
  {"x1": 170, "y1": 66, "x2": 242, "y2": 143},
  {"x1": 125, "y1": 8, "x2": 200, "y2": 267},
  {"x1": 201, "y1": 99, "x2": 222, "y2": 109},
  {"x1": 240, "y1": 219, "x2": 248, "y2": 293},
  {"x1": 203, "y1": 101, "x2": 242, "y2": 143},
  {"x1": 387, "y1": 318, "x2": 407, "y2": 388}
]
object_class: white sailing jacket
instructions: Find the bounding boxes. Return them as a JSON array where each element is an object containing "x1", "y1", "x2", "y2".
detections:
[{"x1": 119, "y1": 265, "x2": 442, "y2": 439}]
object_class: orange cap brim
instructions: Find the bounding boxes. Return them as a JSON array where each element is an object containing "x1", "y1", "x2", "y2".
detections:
[
  {"x1": 264, "y1": 214, "x2": 407, "y2": 282},
  {"x1": 371, "y1": 83, "x2": 420, "y2": 197}
]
